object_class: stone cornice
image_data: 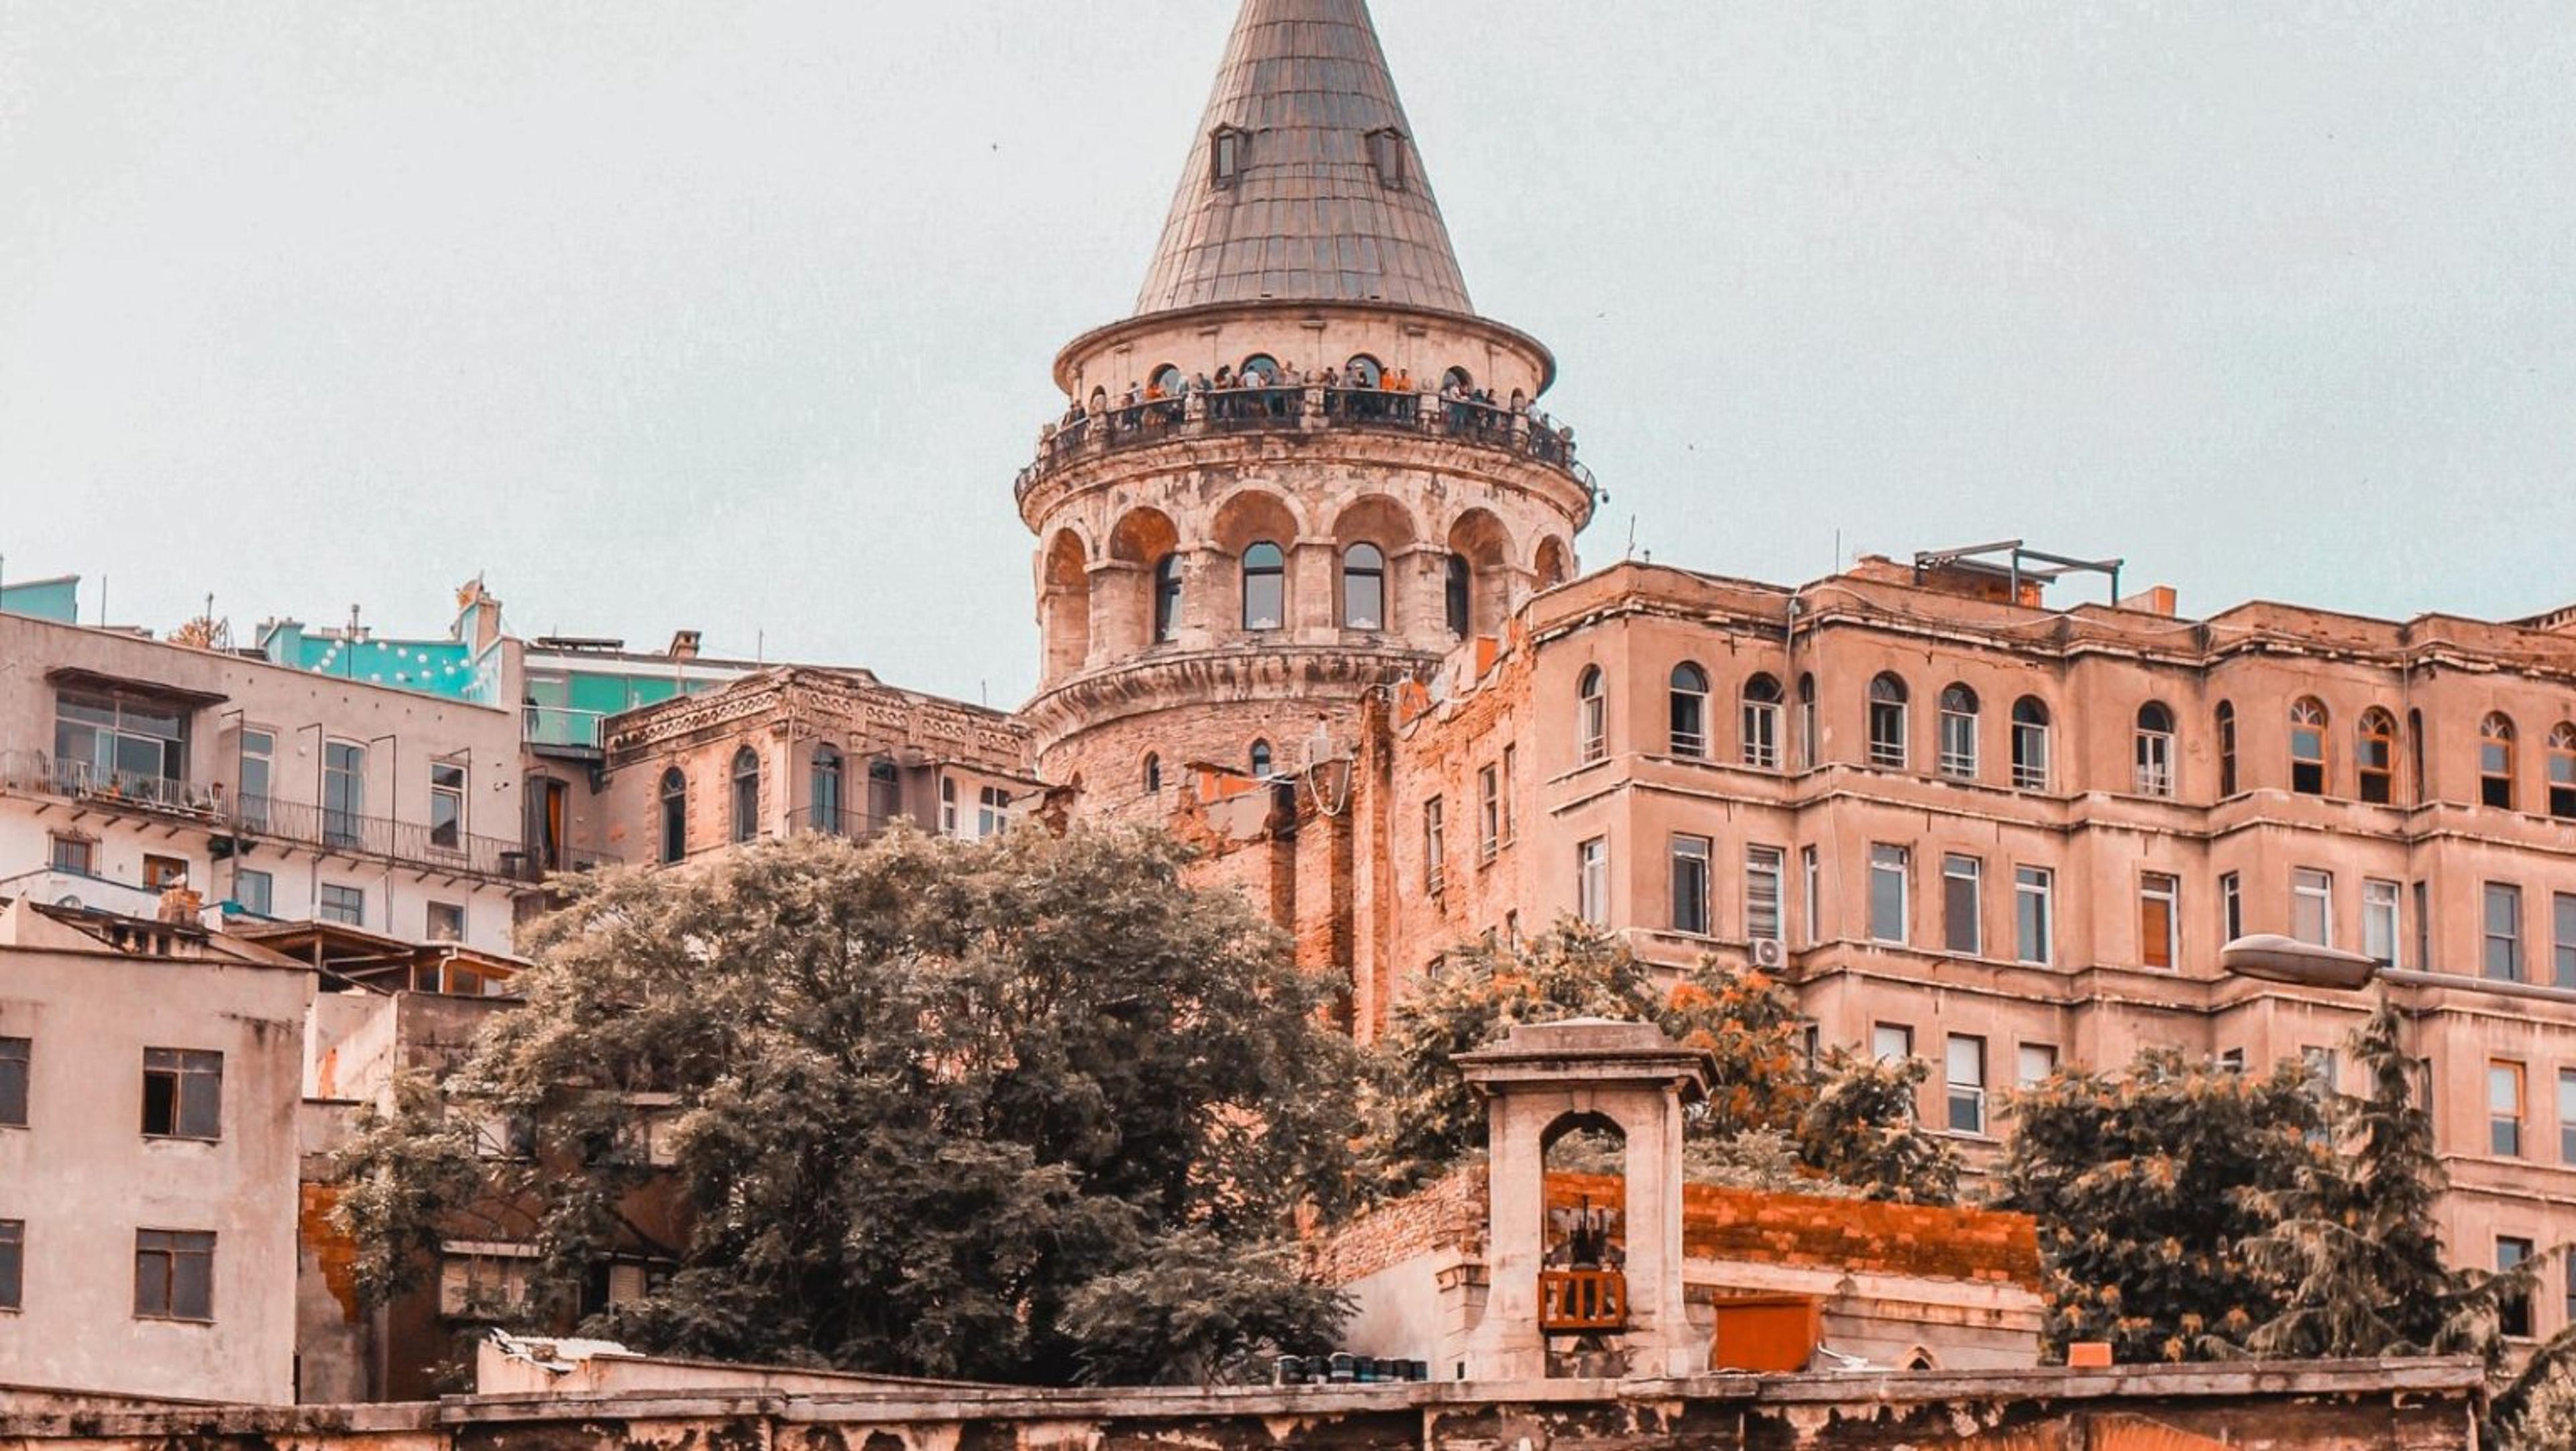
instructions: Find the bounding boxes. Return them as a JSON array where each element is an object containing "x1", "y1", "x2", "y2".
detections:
[{"x1": 1020, "y1": 644, "x2": 1434, "y2": 753}]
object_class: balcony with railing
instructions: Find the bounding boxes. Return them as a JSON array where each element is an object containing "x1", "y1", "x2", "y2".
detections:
[
  {"x1": 784, "y1": 806, "x2": 903, "y2": 841},
  {"x1": 1538, "y1": 1268, "x2": 1627, "y2": 1334},
  {"x1": 523, "y1": 705, "x2": 608, "y2": 753},
  {"x1": 1, "y1": 750, "x2": 614, "y2": 885},
  {"x1": 1017, "y1": 386, "x2": 1593, "y2": 500}
]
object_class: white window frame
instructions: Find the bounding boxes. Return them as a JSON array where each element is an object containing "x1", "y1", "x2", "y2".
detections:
[
  {"x1": 2363, "y1": 878, "x2": 2402, "y2": 969},
  {"x1": 1868, "y1": 843, "x2": 1910, "y2": 945},
  {"x1": 1941, "y1": 853, "x2": 1982, "y2": 956},
  {"x1": 1744, "y1": 845, "x2": 1784, "y2": 943},
  {"x1": 1576, "y1": 837, "x2": 1608, "y2": 925},
  {"x1": 2292, "y1": 867, "x2": 2334, "y2": 948},
  {"x1": 1945, "y1": 1034, "x2": 1987, "y2": 1135},
  {"x1": 2013, "y1": 865, "x2": 2053, "y2": 965}
]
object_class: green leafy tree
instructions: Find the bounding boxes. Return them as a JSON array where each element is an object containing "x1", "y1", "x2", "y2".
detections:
[
  {"x1": 1797, "y1": 1051, "x2": 1960, "y2": 1205},
  {"x1": 334, "y1": 827, "x2": 1356, "y2": 1385},
  {"x1": 1991, "y1": 1051, "x2": 2322, "y2": 1363},
  {"x1": 1058, "y1": 1232, "x2": 1350, "y2": 1386}
]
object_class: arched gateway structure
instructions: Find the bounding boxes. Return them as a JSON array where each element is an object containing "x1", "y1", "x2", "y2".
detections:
[{"x1": 1016, "y1": 0, "x2": 1595, "y2": 810}]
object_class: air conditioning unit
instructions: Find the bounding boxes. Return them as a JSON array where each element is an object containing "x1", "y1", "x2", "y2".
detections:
[{"x1": 1749, "y1": 938, "x2": 1786, "y2": 970}]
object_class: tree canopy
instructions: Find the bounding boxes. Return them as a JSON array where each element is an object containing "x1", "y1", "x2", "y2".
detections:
[{"x1": 334, "y1": 827, "x2": 1355, "y2": 1385}]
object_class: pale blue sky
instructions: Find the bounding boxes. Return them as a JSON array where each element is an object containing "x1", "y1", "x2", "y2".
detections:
[{"x1": 4, "y1": 3, "x2": 2571, "y2": 704}]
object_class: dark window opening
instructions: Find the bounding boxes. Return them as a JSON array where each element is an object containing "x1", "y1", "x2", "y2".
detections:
[
  {"x1": 134, "y1": 1229, "x2": 215, "y2": 1322},
  {"x1": 1365, "y1": 127, "x2": 1407, "y2": 190},
  {"x1": 1210, "y1": 126, "x2": 1248, "y2": 189},
  {"x1": 142, "y1": 1047, "x2": 221, "y2": 1140}
]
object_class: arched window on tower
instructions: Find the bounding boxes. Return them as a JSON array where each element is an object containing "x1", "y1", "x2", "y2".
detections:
[
  {"x1": 1210, "y1": 125, "x2": 1248, "y2": 189},
  {"x1": 1241, "y1": 541, "x2": 1285, "y2": 631},
  {"x1": 1249, "y1": 739, "x2": 1273, "y2": 777},
  {"x1": 1741, "y1": 674, "x2": 1782, "y2": 769},
  {"x1": 731, "y1": 747, "x2": 761, "y2": 843},
  {"x1": 1239, "y1": 354, "x2": 1281, "y2": 384},
  {"x1": 1445, "y1": 554, "x2": 1471, "y2": 638},
  {"x1": 2290, "y1": 698, "x2": 2329, "y2": 796},
  {"x1": 1152, "y1": 553, "x2": 1183, "y2": 643},
  {"x1": 2216, "y1": 700, "x2": 2239, "y2": 796},
  {"x1": 1667, "y1": 663, "x2": 1709, "y2": 758},
  {"x1": 1577, "y1": 666, "x2": 1607, "y2": 765},
  {"x1": 2010, "y1": 698, "x2": 2051, "y2": 791},
  {"x1": 1344, "y1": 354, "x2": 1383, "y2": 388},
  {"x1": 2357, "y1": 708, "x2": 2398, "y2": 804},
  {"x1": 2548, "y1": 723, "x2": 2576, "y2": 819},
  {"x1": 2481, "y1": 712, "x2": 2518, "y2": 810},
  {"x1": 1868, "y1": 674, "x2": 1911, "y2": 769},
  {"x1": 658, "y1": 767, "x2": 687, "y2": 863},
  {"x1": 1143, "y1": 753, "x2": 1163, "y2": 794},
  {"x1": 1343, "y1": 543, "x2": 1387, "y2": 631},
  {"x1": 1937, "y1": 684, "x2": 1980, "y2": 779},
  {"x1": 2134, "y1": 702, "x2": 2176, "y2": 797}
]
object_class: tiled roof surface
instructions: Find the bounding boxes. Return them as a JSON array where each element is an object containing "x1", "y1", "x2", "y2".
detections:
[{"x1": 1134, "y1": 0, "x2": 1472, "y2": 317}]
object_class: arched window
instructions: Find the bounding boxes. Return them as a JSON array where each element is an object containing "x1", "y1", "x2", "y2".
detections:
[
  {"x1": 1149, "y1": 364, "x2": 1183, "y2": 396},
  {"x1": 1143, "y1": 753, "x2": 1163, "y2": 794},
  {"x1": 1441, "y1": 366, "x2": 1472, "y2": 392},
  {"x1": 1249, "y1": 739, "x2": 1273, "y2": 777},
  {"x1": 1445, "y1": 554, "x2": 1471, "y2": 637},
  {"x1": 811, "y1": 745, "x2": 844, "y2": 835},
  {"x1": 1936, "y1": 684, "x2": 1980, "y2": 779},
  {"x1": 2010, "y1": 698, "x2": 2051, "y2": 791},
  {"x1": 1239, "y1": 354, "x2": 1280, "y2": 384},
  {"x1": 1577, "y1": 665, "x2": 1607, "y2": 765},
  {"x1": 2548, "y1": 723, "x2": 2576, "y2": 819},
  {"x1": 1241, "y1": 541, "x2": 1285, "y2": 630},
  {"x1": 2134, "y1": 702, "x2": 2176, "y2": 797},
  {"x1": 1868, "y1": 674, "x2": 1910, "y2": 769},
  {"x1": 2481, "y1": 712, "x2": 2518, "y2": 810},
  {"x1": 1741, "y1": 674, "x2": 1782, "y2": 770},
  {"x1": 1152, "y1": 553, "x2": 1183, "y2": 643},
  {"x1": 1344, "y1": 354, "x2": 1383, "y2": 388},
  {"x1": 1668, "y1": 663, "x2": 1709, "y2": 758},
  {"x1": 869, "y1": 757, "x2": 902, "y2": 832},
  {"x1": 1342, "y1": 543, "x2": 1387, "y2": 631},
  {"x1": 2289, "y1": 698, "x2": 2328, "y2": 796},
  {"x1": 2357, "y1": 709, "x2": 2397, "y2": 804},
  {"x1": 2216, "y1": 700, "x2": 2239, "y2": 796},
  {"x1": 1796, "y1": 673, "x2": 1817, "y2": 768},
  {"x1": 657, "y1": 767, "x2": 687, "y2": 863},
  {"x1": 731, "y1": 747, "x2": 761, "y2": 842}
]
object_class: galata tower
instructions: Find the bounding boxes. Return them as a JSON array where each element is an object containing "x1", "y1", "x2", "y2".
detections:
[{"x1": 1018, "y1": 0, "x2": 1594, "y2": 812}]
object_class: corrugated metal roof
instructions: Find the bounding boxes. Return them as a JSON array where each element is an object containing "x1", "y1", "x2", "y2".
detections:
[{"x1": 1133, "y1": 0, "x2": 1472, "y2": 317}]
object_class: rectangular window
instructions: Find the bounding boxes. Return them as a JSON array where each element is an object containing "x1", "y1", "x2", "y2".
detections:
[
  {"x1": 1477, "y1": 765, "x2": 1499, "y2": 860},
  {"x1": 237, "y1": 728, "x2": 274, "y2": 830},
  {"x1": 1500, "y1": 746, "x2": 1516, "y2": 843},
  {"x1": 142, "y1": 853, "x2": 189, "y2": 890},
  {"x1": 977, "y1": 786, "x2": 1011, "y2": 839},
  {"x1": 0, "y1": 1220, "x2": 19, "y2": 1311},
  {"x1": 133, "y1": 1229, "x2": 215, "y2": 1321},
  {"x1": 2498, "y1": 1237, "x2": 2535, "y2": 1338},
  {"x1": 2139, "y1": 872, "x2": 2179, "y2": 970},
  {"x1": 2016, "y1": 1042, "x2": 2057, "y2": 1089},
  {"x1": 319, "y1": 883, "x2": 365, "y2": 926},
  {"x1": 1423, "y1": 797, "x2": 1447, "y2": 891},
  {"x1": 1945, "y1": 1034, "x2": 1987, "y2": 1134},
  {"x1": 427, "y1": 902, "x2": 466, "y2": 943},
  {"x1": 2559, "y1": 1069, "x2": 2576, "y2": 1163},
  {"x1": 2413, "y1": 881, "x2": 2431, "y2": 977},
  {"x1": 2491, "y1": 1061, "x2": 2526, "y2": 1158},
  {"x1": 1868, "y1": 844, "x2": 1909, "y2": 945},
  {"x1": 2219, "y1": 1047, "x2": 2247, "y2": 1073},
  {"x1": 0, "y1": 1037, "x2": 26, "y2": 1127},
  {"x1": 1741, "y1": 696, "x2": 1780, "y2": 769},
  {"x1": 1579, "y1": 690, "x2": 1607, "y2": 765},
  {"x1": 141, "y1": 1047, "x2": 222, "y2": 1140},
  {"x1": 2011, "y1": 717, "x2": 2049, "y2": 791},
  {"x1": 2015, "y1": 866, "x2": 2053, "y2": 965},
  {"x1": 1745, "y1": 846, "x2": 1784, "y2": 942},
  {"x1": 2292, "y1": 868, "x2": 2334, "y2": 948},
  {"x1": 1576, "y1": 837, "x2": 1608, "y2": 926},
  {"x1": 1800, "y1": 846, "x2": 1821, "y2": 945},
  {"x1": 233, "y1": 869, "x2": 272, "y2": 917},
  {"x1": 52, "y1": 689, "x2": 186, "y2": 796},
  {"x1": 1941, "y1": 854, "x2": 1982, "y2": 955},
  {"x1": 2221, "y1": 871, "x2": 2243, "y2": 944},
  {"x1": 48, "y1": 833, "x2": 94, "y2": 875},
  {"x1": 438, "y1": 1252, "x2": 534, "y2": 1318},
  {"x1": 2304, "y1": 1045, "x2": 2339, "y2": 1099},
  {"x1": 323, "y1": 740, "x2": 366, "y2": 847},
  {"x1": 2555, "y1": 894, "x2": 2576, "y2": 990},
  {"x1": 2485, "y1": 883, "x2": 2524, "y2": 982},
  {"x1": 1669, "y1": 835, "x2": 1711, "y2": 935},
  {"x1": 430, "y1": 762, "x2": 467, "y2": 851},
  {"x1": 2363, "y1": 879, "x2": 2402, "y2": 969},
  {"x1": 1872, "y1": 1022, "x2": 1913, "y2": 1063}
]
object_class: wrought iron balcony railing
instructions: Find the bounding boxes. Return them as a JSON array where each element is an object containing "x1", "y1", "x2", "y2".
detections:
[
  {"x1": 0, "y1": 750, "x2": 614, "y2": 885},
  {"x1": 1018, "y1": 386, "x2": 1593, "y2": 500}
]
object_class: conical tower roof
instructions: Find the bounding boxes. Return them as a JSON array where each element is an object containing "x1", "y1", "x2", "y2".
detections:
[{"x1": 1133, "y1": 0, "x2": 1472, "y2": 318}]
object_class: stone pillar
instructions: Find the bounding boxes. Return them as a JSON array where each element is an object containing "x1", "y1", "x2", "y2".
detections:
[{"x1": 1456, "y1": 1018, "x2": 1713, "y2": 1383}]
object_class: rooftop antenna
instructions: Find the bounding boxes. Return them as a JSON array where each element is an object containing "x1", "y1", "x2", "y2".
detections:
[{"x1": 1624, "y1": 514, "x2": 1637, "y2": 561}]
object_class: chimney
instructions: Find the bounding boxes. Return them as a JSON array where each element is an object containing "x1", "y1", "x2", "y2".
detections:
[
  {"x1": 667, "y1": 629, "x2": 702, "y2": 661},
  {"x1": 2116, "y1": 584, "x2": 2178, "y2": 618},
  {"x1": 158, "y1": 885, "x2": 203, "y2": 926},
  {"x1": 455, "y1": 578, "x2": 506, "y2": 651}
]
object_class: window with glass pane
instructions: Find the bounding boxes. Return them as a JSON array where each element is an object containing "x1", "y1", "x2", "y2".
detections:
[
  {"x1": 2549, "y1": 724, "x2": 2576, "y2": 818},
  {"x1": 1240, "y1": 541, "x2": 1285, "y2": 630},
  {"x1": 659, "y1": 767, "x2": 687, "y2": 862},
  {"x1": 48, "y1": 833, "x2": 93, "y2": 875},
  {"x1": 1477, "y1": 765, "x2": 1499, "y2": 859},
  {"x1": 1444, "y1": 554, "x2": 1470, "y2": 637},
  {"x1": 1801, "y1": 846, "x2": 1820, "y2": 945},
  {"x1": 1341, "y1": 543, "x2": 1385, "y2": 630},
  {"x1": 2134, "y1": 702, "x2": 2176, "y2": 796},
  {"x1": 1937, "y1": 685, "x2": 1978, "y2": 778},
  {"x1": 1868, "y1": 675, "x2": 1910, "y2": 769},
  {"x1": 1576, "y1": 667, "x2": 1606, "y2": 764},
  {"x1": 429, "y1": 762, "x2": 466, "y2": 849},
  {"x1": 142, "y1": 1048, "x2": 221, "y2": 1139},
  {"x1": 1424, "y1": 798, "x2": 1447, "y2": 890},
  {"x1": 1872, "y1": 1024, "x2": 1913, "y2": 1063},
  {"x1": 2014, "y1": 866, "x2": 2053, "y2": 965},
  {"x1": 2289, "y1": 698, "x2": 2328, "y2": 795},
  {"x1": 2216, "y1": 700, "x2": 2239, "y2": 795},
  {"x1": 1669, "y1": 835, "x2": 1710, "y2": 934},
  {"x1": 2357, "y1": 710, "x2": 2396, "y2": 804},
  {"x1": 2220, "y1": 871, "x2": 2243, "y2": 944},
  {"x1": 1796, "y1": 674, "x2": 1817, "y2": 768},
  {"x1": 1152, "y1": 554, "x2": 1183, "y2": 643},
  {"x1": 2485, "y1": 883, "x2": 2524, "y2": 981},
  {"x1": 1941, "y1": 855, "x2": 1982, "y2": 955},
  {"x1": 977, "y1": 786, "x2": 1012, "y2": 839},
  {"x1": 2139, "y1": 873, "x2": 2179, "y2": 969},
  {"x1": 2498, "y1": 1236, "x2": 2535, "y2": 1337},
  {"x1": 0, "y1": 1036, "x2": 27, "y2": 1126},
  {"x1": 229, "y1": 868, "x2": 270, "y2": 918},
  {"x1": 1740, "y1": 675, "x2": 1782, "y2": 769},
  {"x1": 2292, "y1": 869, "x2": 2333, "y2": 947},
  {"x1": 2016, "y1": 1043, "x2": 2057, "y2": 1089},
  {"x1": 2556, "y1": 894, "x2": 2576, "y2": 989},
  {"x1": 1576, "y1": 839, "x2": 1608, "y2": 925},
  {"x1": 2559, "y1": 1070, "x2": 2576, "y2": 1163},
  {"x1": 2010, "y1": 698, "x2": 2050, "y2": 790},
  {"x1": 2363, "y1": 879, "x2": 2400, "y2": 967},
  {"x1": 51, "y1": 690, "x2": 187, "y2": 798},
  {"x1": 427, "y1": 902, "x2": 464, "y2": 943},
  {"x1": 1945, "y1": 1035, "x2": 1986, "y2": 1134},
  {"x1": 811, "y1": 747, "x2": 844, "y2": 834},
  {"x1": 2481, "y1": 714, "x2": 2517, "y2": 810},
  {"x1": 729, "y1": 748, "x2": 760, "y2": 843},
  {"x1": 134, "y1": 1229, "x2": 214, "y2": 1321},
  {"x1": 2490, "y1": 1061, "x2": 2524, "y2": 1157},
  {"x1": 323, "y1": 741, "x2": 366, "y2": 847},
  {"x1": 1745, "y1": 846, "x2": 1784, "y2": 942},
  {"x1": 1668, "y1": 663, "x2": 1709, "y2": 757},
  {"x1": 1868, "y1": 844, "x2": 1909, "y2": 944},
  {"x1": 237, "y1": 729, "x2": 273, "y2": 828},
  {"x1": 0, "y1": 1220, "x2": 19, "y2": 1311},
  {"x1": 320, "y1": 883, "x2": 364, "y2": 926}
]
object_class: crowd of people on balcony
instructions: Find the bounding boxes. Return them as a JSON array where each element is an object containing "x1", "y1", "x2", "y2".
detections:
[{"x1": 1037, "y1": 356, "x2": 1574, "y2": 466}]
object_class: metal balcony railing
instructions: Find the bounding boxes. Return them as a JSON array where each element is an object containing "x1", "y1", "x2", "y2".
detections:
[
  {"x1": 1018, "y1": 386, "x2": 1594, "y2": 500},
  {"x1": 784, "y1": 806, "x2": 902, "y2": 840},
  {"x1": 0, "y1": 750, "x2": 616, "y2": 885},
  {"x1": 523, "y1": 705, "x2": 607, "y2": 751},
  {"x1": 1538, "y1": 1269, "x2": 1627, "y2": 1333}
]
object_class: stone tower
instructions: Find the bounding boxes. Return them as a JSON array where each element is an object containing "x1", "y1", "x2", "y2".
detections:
[{"x1": 1017, "y1": 0, "x2": 1594, "y2": 810}]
